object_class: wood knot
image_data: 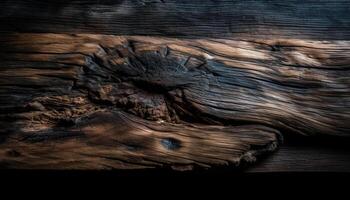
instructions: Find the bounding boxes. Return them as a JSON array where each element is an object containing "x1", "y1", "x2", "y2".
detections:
[{"x1": 160, "y1": 138, "x2": 181, "y2": 150}]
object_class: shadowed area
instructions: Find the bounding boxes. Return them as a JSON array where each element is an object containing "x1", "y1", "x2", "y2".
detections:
[{"x1": 0, "y1": 0, "x2": 350, "y2": 40}]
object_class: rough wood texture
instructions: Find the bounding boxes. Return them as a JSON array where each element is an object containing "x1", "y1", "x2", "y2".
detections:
[
  {"x1": 1, "y1": 0, "x2": 350, "y2": 171},
  {"x1": 1, "y1": 0, "x2": 350, "y2": 39},
  {"x1": 0, "y1": 33, "x2": 349, "y2": 169}
]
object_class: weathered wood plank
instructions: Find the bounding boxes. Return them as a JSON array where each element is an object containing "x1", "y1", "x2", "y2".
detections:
[
  {"x1": 1, "y1": 0, "x2": 350, "y2": 39},
  {"x1": 0, "y1": 33, "x2": 349, "y2": 170}
]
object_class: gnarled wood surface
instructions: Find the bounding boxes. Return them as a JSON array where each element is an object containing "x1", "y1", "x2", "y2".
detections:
[
  {"x1": 1, "y1": 0, "x2": 350, "y2": 171},
  {"x1": 0, "y1": 33, "x2": 349, "y2": 169}
]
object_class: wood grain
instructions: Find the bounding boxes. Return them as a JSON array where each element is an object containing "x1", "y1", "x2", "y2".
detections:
[
  {"x1": 1, "y1": 1, "x2": 350, "y2": 171},
  {"x1": 1, "y1": 0, "x2": 350, "y2": 39},
  {"x1": 0, "y1": 33, "x2": 349, "y2": 170},
  {"x1": 248, "y1": 135, "x2": 350, "y2": 172}
]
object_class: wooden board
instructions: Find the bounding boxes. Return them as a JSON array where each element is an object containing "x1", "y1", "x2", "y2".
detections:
[
  {"x1": 1, "y1": 0, "x2": 350, "y2": 39},
  {"x1": 0, "y1": 1, "x2": 349, "y2": 171}
]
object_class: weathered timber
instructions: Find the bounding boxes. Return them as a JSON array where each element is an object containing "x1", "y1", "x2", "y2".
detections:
[
  {"x1": 0, "y1": 33, "x2": 349, "y2": 169},
  {"x1": 1, "y1": 0, "x2": 350, "y2": 40}
]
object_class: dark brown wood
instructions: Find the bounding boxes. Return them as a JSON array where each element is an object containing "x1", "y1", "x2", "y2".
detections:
[
  {"x1": 0, "y1": 33, "x2": 349, "y2": 170},
  {"x1": 1, "y1": 0, "x2": 350, "y2": 40},
  {"x1": 248, "y1": 136, "x2": 350, "y2": 172},
  {"x1": 0, "y1": 1, "x2": 350, "y2": 171}
]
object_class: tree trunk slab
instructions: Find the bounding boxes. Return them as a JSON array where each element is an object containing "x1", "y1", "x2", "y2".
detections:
[{"x1": 0, "y1": 33, "x2": 349, "y2": 170}]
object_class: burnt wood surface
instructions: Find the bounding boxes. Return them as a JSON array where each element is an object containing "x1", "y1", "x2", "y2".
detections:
[{"x1": 0, "y1": 0, "x2": 349, "y2": 172}]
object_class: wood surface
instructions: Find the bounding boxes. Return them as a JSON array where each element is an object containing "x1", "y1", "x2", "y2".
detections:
[
  {"x1": 247, "y1": 135, "x2": 350, "y2": 172},
  {"x1": 0, "y1": 1, "x2": 349, "y2": 171},
  {"x1": 1, "y1": 0, "x2": 350, "y2": 40}
]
